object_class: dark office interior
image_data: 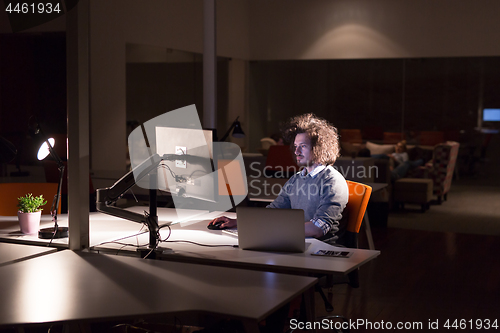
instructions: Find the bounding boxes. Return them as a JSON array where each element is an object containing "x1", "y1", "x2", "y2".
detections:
[{"x1": 1, "y1": 1, "x2": 500, "y2": 332}]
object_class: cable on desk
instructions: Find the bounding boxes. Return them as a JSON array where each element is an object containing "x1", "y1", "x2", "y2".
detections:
[
  {"x1": 112, "y1": 323, "x2": 161, "y2": 332},
  {"x1": 111, "y1": 317, "x2": 185, "y2": 333},
  {"x1": 159, "y1": 223, "x2": 172, "y2": 241},
  {"x1": 95, "y1": 228, "x2": 148, "y2": 247},
  {"x1": 94, "y1": 225, "x2": 150, "y2": 255},
  {"x1": 157, "y1": 223, "x2": 237, "y2": 248},
  {"x1": 161, "y1": 240, "x2": 238, "y2": 248},
  {"x1": 141, "y1": 220, "x2": 172, "y2": 259}
]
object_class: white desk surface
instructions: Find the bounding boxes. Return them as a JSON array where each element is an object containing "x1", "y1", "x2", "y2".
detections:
[
  {"x1": 0, "y1": 214, "x2": 70, "y2": 248},
  {"x1": 92, "y1": 208, "x2": 381, "y2": 276},
  {"x1": 0, "y1": 208, "x2": 210, "y2": 248},
  {"x1": 0, "y1": 250, "x2": 317, "y2": 329},
  {"x1": 0, "y1": 207, "x2": 380, "y2": 276},
  {"x1": 0, "y1": 242, "x2": 57, "y2": 267}
]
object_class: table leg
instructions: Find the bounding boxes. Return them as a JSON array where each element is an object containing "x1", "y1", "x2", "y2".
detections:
[
  {"x1": 363, "y1": 214, "x2": 375, "y2": 250},
  {"x1": 301, "y1": 285, "x2": 318, "y2": 333}
]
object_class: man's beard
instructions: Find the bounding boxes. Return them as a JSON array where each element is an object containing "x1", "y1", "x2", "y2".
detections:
[{"x1": 296, "y1": 155, "x2": 313, "y2": 167}]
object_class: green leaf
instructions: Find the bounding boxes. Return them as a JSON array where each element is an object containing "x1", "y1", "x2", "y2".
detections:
[{"x1": 17, "y1": 193, "x2": 47, "y2": 213}]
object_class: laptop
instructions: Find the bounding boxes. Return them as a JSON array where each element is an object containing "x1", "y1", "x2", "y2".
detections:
[{"x1": 234, "y1": 207, "x2": 305, "y2": 253}]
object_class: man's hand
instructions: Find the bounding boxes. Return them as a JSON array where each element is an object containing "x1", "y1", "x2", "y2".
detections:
[
  {"x1": 305, "y1": 221, "x2": 324, "y2": 238},
  {"x1": 208, "y1": 216, "x2": 237, "y2": 229}
]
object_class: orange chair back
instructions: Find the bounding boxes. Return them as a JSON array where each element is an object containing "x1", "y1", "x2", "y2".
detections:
[
  {"x1": 0, "y1": 183, "x2": 60, "y2": 216},
  {"x1": 340, "y1": 129, "x2": 363, "y2": 144},
  {"x1": 345, "y1": 180, "x2": 372, "y2": 233},
  {"x1": 383, "y1": 132, "x2": 405, "y2": 144},
  {"x1": 419, "y1": 131, "x2": 444, "y2": 146},
  {"x1": 265, "y1": 145, "x2": 298, "y2": 171}
]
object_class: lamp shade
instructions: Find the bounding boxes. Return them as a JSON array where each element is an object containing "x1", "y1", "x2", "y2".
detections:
[
  {"x1": 37, "y1": 138, "x2": 55, "y2": 161},
  {"x1": 232, "y1": 121, "x2": 245, "y2": 138}
]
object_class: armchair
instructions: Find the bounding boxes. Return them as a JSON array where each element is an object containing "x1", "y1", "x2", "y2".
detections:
[
  {"x1": 383, "y1": 132, "x2": 404, "y2": 144},
  {"x1": 407, "y1": 141, "x2": 460, "y2": 203},
  {"x1": 418, "y1": 131, "x2": 445, "y2": 146},
  {"x1": 340, "y1": 129, "x2": 363, "y2": 144}
]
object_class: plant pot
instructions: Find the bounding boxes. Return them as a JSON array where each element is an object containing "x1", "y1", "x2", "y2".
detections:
[{"x1": 17, "y1": 211, "x2": 42, "y2": 235}]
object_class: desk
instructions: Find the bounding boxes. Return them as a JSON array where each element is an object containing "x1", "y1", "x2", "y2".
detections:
[
  {"x1": 1, "y1": 208, "x2": 380, "y2": 277},
  {"x1": 0, "y1": 208, "x2": 208, "y2": 248},
  {"x1": 0, "y1": 250, "x2": 317, "y2": 332},
  {"x1": 0, "y1": 214, "x2": 70, "y2": 248},
  {"x1": 92, "y1": 208, "x2": 380, "y2": 277},
  {"x1": 0, "y1": 242, "x2": 56, "y2": 267}
]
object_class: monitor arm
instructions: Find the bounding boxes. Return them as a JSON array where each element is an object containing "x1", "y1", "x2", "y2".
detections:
[
  {"x1": 96, "y1": 153, "x2": 186, "y2": 249},
  {"x1": 96, "y1": 153, "x2": 211, "y2": 249}
]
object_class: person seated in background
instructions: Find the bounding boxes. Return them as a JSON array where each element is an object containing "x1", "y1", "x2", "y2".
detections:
[
  {"x1": 209, "y1": 113, "x2": 349, "y2": 243},
  {"x1": 389, "y1": 140, "x2": 423, "y2": 181},
  {"x1": 270, "y1": 132, "x2": 284, "y2": 145},
  {"x1": 371, "y1": 140, "x2": 423, "y2": 181},
  {"x1": 390, "y1": 140, "x2": 409, "y2": 166}
]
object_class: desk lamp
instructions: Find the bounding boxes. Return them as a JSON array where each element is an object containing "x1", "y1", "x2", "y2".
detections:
[
  {"x1": 34, "y1": 125, "x2": 68, "y2": 239},
  {"x1": 220, "y1": 116, "x2": 245, "y2": 141}
]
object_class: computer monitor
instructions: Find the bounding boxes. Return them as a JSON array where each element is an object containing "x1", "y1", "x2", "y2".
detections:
[
  {"x1": 483, "y1": 108, "x2": 500, "y2": 122},
  {"x1": 155, "y1": 126, "x2": 247, "y2": 214},
  {"x1": 97, "y1": 105, "x2": 247, "y2": 251},
  {"x1": 156, "y1": 126, "x2": 216, "y2": 203}
]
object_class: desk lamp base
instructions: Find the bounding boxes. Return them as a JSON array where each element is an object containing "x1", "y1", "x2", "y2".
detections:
[{"x1": 39, "y1": 226, "x2": 69, "y2": 239}]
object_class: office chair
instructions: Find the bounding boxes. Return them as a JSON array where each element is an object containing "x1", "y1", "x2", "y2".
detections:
[
  {"x1": 264, "y1": 145, "x2": 298, "y2": 178},
  {"x1": 316, "y1": 180, "x2": 373, "y2": 312},
  {"x1": 418, "y1": 131, "x2": 445, "y2": 146},
  {"x1": 0, "y1": 183, "x2": 60, "y2": 216},
  {"x1": 339, "y1": 129, "x2": 363, "y2": 144},
  {"x1": 383, "y1": 132, "x2": 404, "y2": 144},
  {"x1": 288, "y1": 181, "x2": 373, "y2": 332}
]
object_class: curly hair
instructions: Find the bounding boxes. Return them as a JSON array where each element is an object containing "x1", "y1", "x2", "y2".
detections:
[{"x1": 282, "y1": 113, "x2": 340, "y2": 165}]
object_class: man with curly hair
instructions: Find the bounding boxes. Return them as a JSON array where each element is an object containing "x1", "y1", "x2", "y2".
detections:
[{"x1": 209, "y1": 113, "x2": 349, "y2": 243}]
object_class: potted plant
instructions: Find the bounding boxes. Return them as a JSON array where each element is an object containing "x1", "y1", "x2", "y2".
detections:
[{"x1": 17, "y1": 193, "x2": 47, "y2": 235}]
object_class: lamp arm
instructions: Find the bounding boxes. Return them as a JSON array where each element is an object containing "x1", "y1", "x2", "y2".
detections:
[
  {"x1": 50, "y1": 163, "x2": 64, "y2": 228},
  {"x1": 46, "y1": 139, "x2": 64, "y2": 168},
  {"x1": 220, "y1": 116, "x2": 239, "y2": 142},
  {"x1": 40, "y1": 134, "x2": 65, "y2": 228}
]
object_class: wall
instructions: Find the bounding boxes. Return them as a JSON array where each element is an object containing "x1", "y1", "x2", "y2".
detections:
[
  {"x1": 4, "y1": 0, "x2": 500, "y2": 172},
  {"x1": 247, "y1": 57, "x2": 500, "y2": 152},
  {"x1": 88, "y1": 0, "x2": 250, "y2": 175},
  {"x1": 248, "y1": 0, "x2": 500, "y2": 60}
]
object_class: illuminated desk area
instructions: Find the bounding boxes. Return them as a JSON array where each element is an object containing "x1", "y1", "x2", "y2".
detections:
[
  {"x1": 0, "y1": 205, "x2": 379, "y2": 331},
  {"x1": 1, "y1": 207, "x2": 380, "y2": 277},
  {"x1": 0, "y1": 242, "x2": 56, "y2": 267},
  {"x1": 0, "y1": 250, "x2": 317, "y2": 332},
  {"x1": 90, "y1": 207, "x2": 380, "y2": 277},
  {"x1": 0, "y1": 208, "x2": 211, "y2": 248},
  {"x1": 0, "y1": 209, "x2": 322, "y2": 331}
]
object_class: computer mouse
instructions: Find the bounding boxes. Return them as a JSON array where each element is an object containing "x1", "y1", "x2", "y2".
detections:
[{"x1": 207, "y1": 221, "x2": 226, "y2": 230}]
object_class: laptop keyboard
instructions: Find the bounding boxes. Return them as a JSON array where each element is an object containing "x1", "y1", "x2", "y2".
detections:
[{"x1": 222, "y1": 228, "x2": 238, "y2": 237}]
